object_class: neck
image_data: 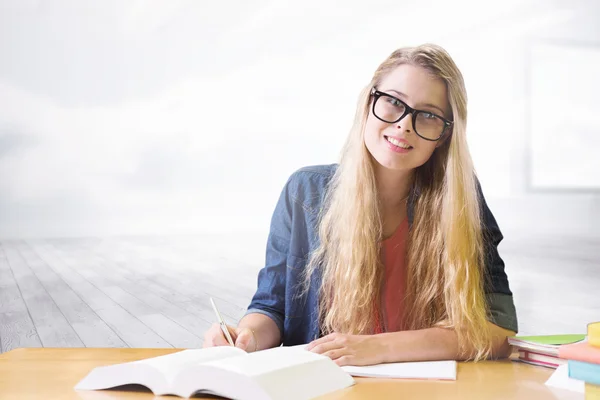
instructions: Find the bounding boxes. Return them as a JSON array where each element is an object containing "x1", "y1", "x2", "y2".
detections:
[{"x1": 374, "y1": 164, "x2": 415, "y2": 210}]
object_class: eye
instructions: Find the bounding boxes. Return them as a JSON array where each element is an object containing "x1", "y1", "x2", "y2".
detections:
[
  {"x1": 384, "y1": 97, "x2": 402, "y2": 107},
  {"x1": 421, "y1": 112, "x2": 436, "y2": 119}
]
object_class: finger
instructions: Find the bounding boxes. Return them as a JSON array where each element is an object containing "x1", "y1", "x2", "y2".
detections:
[
  {"x1": 309, "y1": 340, "x2": 342, "y2": 355},
  {"x1": 211, "y1": 333, "x2": 231, "y2": 347},
  {"x1": 204, "y1": 323, "x2": 231, "y2": 347},
  {"x1": 234, "y1": 329, "x2": 252, "y2": 351},
  {"x1": 323, "y1": 348, "x2": 347, "y2": 361},
  {"x1": 306, "y1": 333, "x2": 337, "y2": 351},
  {"x1": 334, "y1": 355, "x2": 354, "y2": 367},
  {"x1": 226, "y1": 325, "x2": 239, "y2": 343},
  {"x1": 202, "y1": 324, "x2": 218, "y2": 347}
]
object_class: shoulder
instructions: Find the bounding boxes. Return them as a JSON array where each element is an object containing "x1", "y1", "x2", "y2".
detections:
[
  {"x1": 285, "y1": 163, "x2": 337, "y2": 189},
  {"x1": 290, "y1": 163, "x2": 337, "y2": 179},
  {"x1": 283, "y1": 163, "x2": 338, "y2": 215}
]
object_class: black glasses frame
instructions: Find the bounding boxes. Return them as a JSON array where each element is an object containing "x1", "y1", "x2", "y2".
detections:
[{"x1": 370, "y1": 87, "x2": 453, "y2": 141}]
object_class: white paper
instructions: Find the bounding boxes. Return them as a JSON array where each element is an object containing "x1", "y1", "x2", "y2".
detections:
[
  {"x1": 545, "y1": 364, "x2": 585, "y2": 394},
  {"x1": 342, "y1": 360, "x2": 457, "y2": 380}
]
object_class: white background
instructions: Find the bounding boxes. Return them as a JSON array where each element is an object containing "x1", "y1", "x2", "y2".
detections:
[
  {"x1": 1, "y1": 0, "x2": 599, "y2": 240},
  {"x1": 530, "y1": 43, "x2": 600, "y2": 189}
]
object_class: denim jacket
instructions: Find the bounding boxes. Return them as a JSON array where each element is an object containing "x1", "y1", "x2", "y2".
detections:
[{"x1": 245, "y1": 164, "x2": 518, "y2": 345}]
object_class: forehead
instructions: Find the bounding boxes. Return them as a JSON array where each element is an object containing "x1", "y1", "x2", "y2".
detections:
[{"x1": 378, "y1": 64, "x2": 448, "y2": 110}]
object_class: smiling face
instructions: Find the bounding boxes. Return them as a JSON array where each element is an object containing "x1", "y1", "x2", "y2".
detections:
[{"x1": 364, "y1": 63, "x2": 451, "y2": 172}]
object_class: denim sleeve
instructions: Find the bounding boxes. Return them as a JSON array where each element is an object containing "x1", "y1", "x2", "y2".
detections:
[
  {"x1": 477, "y1": 179, "x2": 519, "y2": 333},
  {"x1": 243, "y1": 175, "x2": 295, "y2": 339}
]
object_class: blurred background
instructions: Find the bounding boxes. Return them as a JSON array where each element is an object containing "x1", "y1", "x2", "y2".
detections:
[{"x1": 0, "y1": 0, "x2": 598, "y2": 352}]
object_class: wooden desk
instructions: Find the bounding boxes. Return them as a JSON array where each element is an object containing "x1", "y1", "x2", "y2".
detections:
[{"x1": 0, "y1": 348, "x2": 583, "y2": 400}]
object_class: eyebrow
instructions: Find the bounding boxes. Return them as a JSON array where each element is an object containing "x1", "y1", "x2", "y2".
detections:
[{"x1": 385, "y1": 89, "x2": 446, "y2": 116}]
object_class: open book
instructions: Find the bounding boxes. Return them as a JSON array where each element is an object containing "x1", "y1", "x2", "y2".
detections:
[{"x1": 75, "y1": 346, "x2": 354, "y2": 400}]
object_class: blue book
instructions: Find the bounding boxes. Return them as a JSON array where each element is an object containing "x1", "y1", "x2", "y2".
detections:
[{"x1": 568, "y1": 360, "x2": 600, "y2": 385}]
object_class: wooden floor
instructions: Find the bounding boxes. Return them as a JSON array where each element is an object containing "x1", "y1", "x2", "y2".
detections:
[{"x1": 0, "y1": 233, "x2": 598, "y2": 353}]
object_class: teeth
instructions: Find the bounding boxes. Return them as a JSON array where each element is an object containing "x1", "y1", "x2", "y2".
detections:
[{"x1": 387, "y1": 136, "x2": 411, "y2": 149}]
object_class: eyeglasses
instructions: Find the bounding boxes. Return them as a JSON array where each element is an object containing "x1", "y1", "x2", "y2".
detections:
[{"x1": 370, "y1": 87, "x2": 453, "y2": 141}]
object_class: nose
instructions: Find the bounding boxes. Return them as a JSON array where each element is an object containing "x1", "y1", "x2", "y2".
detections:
[{"x1": 395, "y1": 112, "x2": 414, "y2": 132}]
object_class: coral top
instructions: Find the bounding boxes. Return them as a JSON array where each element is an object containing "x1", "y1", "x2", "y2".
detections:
[{"x1": 374, "y1": 217, "x2": 409, "y2": 333}]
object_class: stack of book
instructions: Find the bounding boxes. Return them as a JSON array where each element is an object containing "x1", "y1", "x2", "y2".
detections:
[
  {"x1": 559, "y1": 322, "x2": 600, "y2": 399},
  {"x1": 508, "y1": 334, "x2": 586, "y2": 369}
]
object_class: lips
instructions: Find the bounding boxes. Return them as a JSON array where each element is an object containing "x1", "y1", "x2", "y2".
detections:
[{"x1": 384, "y1": 135, "x2": 413, "y2": 149}]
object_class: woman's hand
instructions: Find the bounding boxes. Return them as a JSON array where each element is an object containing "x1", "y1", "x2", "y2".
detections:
[
  {"x1": 203, "y1": 323, "x2": 257, "y2": 352},
  {"x1": 306, "y1": 332, "x2": 387, "y2": 366}
]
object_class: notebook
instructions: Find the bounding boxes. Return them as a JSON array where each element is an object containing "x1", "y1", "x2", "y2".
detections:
[
  {"x1": 342, "y1": 360, "x2": 457, "y2": 380},
  {"x1": 291, "y1": 344, "x2": 457, "y2": 380},
  {"x1": 508, "y1": 334, "x2": 586, "y2": 357},
  {"x1": 568, "y1": 360, "x2": 600, "y2": 386},
  {"x1": 587, "y1": 321, "x2": 600, "y2": 347},
  {"x1": 74, "y1": 346, "x2": 354, "y2": 400},
  {"x1": 517, "y1": 350, "x2": 567, "y2": 369},
  {"x1": 559, "y1": 341, "x2": 600, "y2": 365}
]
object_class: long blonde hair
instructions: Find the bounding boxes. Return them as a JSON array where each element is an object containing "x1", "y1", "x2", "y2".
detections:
[{"x1": 304, "y1": 44, "x2": 492, "y2": 360}]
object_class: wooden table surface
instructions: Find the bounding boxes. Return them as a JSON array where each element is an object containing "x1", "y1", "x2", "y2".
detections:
[{"x1": 0, "y1": 348, "x2": 584, "y2": 400}]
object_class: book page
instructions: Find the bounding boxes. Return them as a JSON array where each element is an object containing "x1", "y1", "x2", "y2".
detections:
[
  {"x1": 135, "y1": 347, "x2": 247, "y2": 382},
  {"x1": 172, "y1": 346, "x2": 354, "y2": 400},
  {"x1": 342, "y1": 360, "x2": 457, "y2": 380},
  {"x1": 202, "y1": 346, "x2": 323, "y2": 377},
  {"x1": 545, "y1": 364, "x2": 585, "y2": 394}
]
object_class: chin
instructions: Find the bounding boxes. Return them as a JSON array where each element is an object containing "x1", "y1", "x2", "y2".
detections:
[{"x1": 373, "y1": 154, "x2": 408, "y2": 171}]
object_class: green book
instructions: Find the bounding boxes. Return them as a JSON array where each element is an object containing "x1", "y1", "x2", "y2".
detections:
[
  {"x1": 513, "y1": 335, "x2": 586, "y2": 346},
  {"x1": 508, "y1": 334, "x2": 586, "y2": 356}
]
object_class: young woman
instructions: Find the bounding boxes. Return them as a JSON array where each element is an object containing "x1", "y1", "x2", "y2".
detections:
[{"x1": 203, "y1": 44, "x2": 518, "y2": 366}]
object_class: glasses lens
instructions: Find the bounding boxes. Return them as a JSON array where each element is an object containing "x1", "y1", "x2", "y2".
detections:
[
  {"x1": 415, "y1": 112, "x2": 445, "y2": 140},
  {"x1": 373, "y1": 94, "x2": 406, "y2": 123}
]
